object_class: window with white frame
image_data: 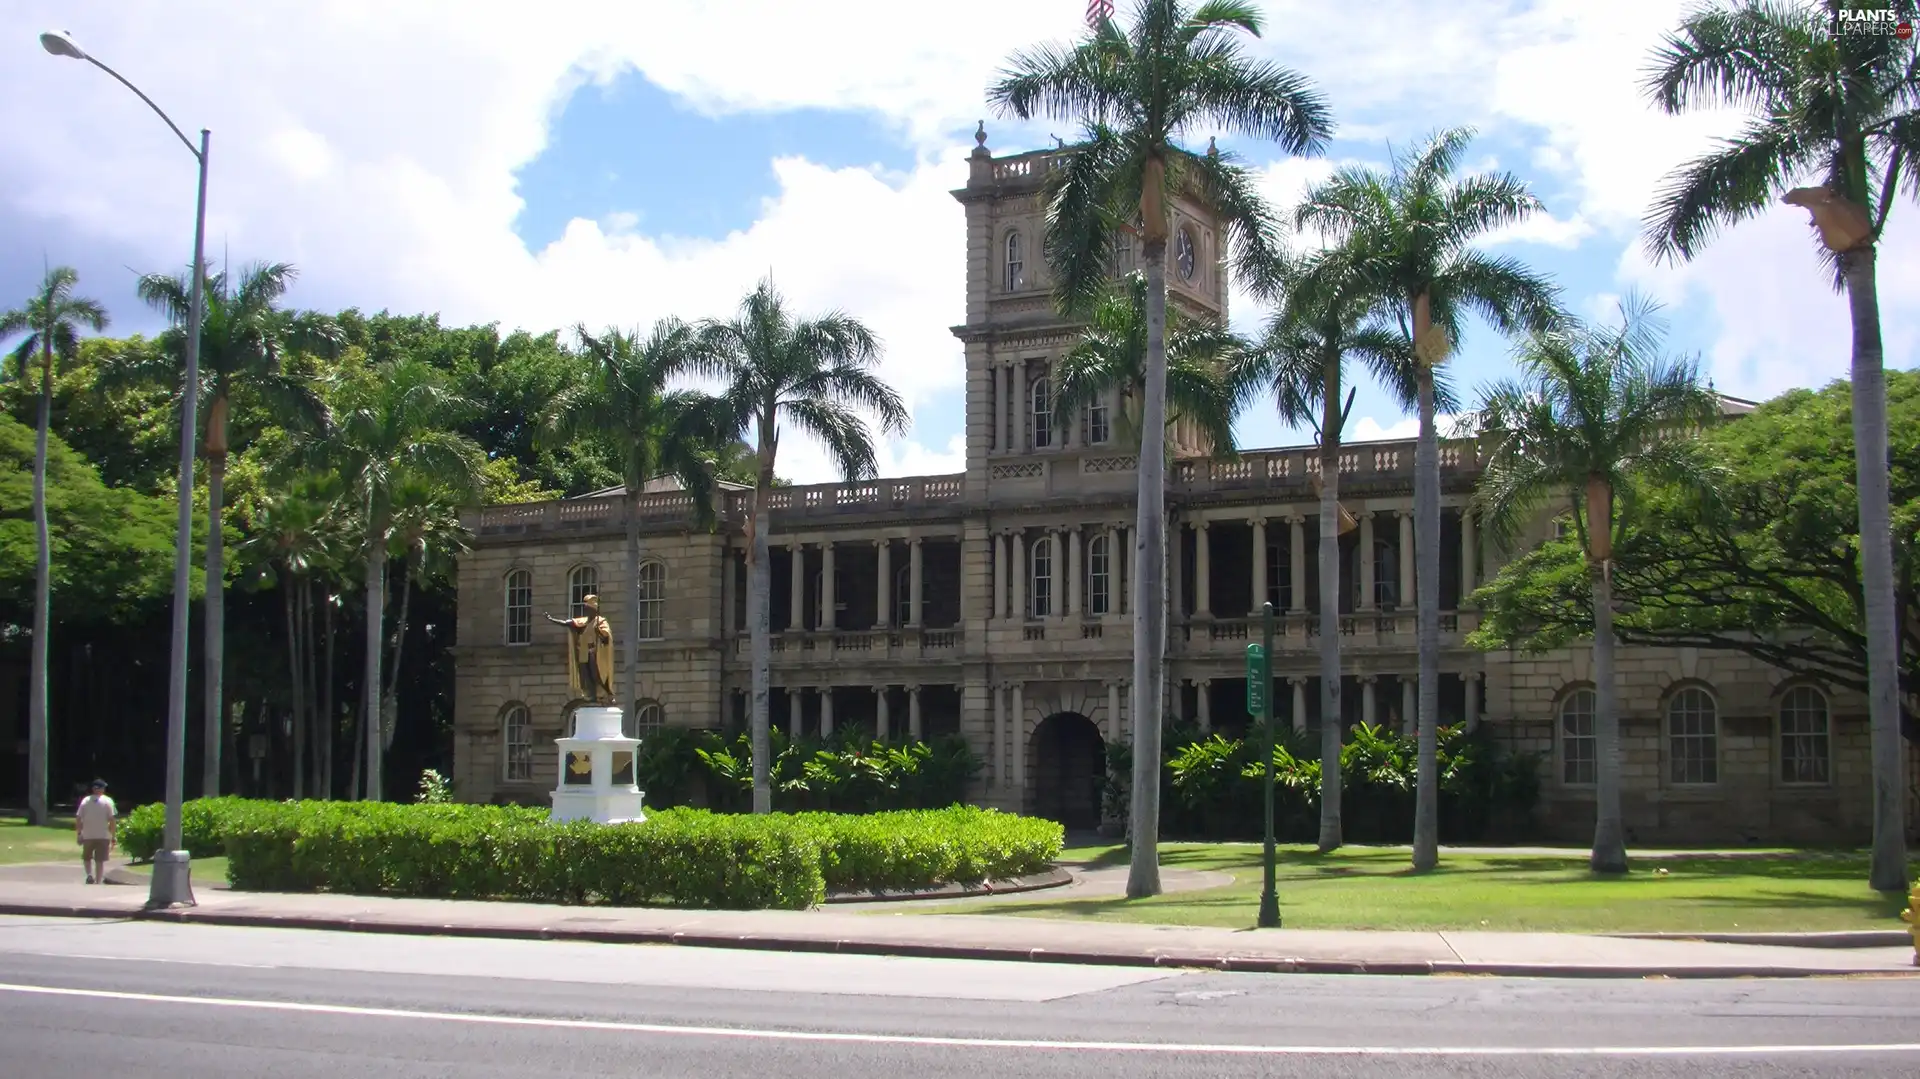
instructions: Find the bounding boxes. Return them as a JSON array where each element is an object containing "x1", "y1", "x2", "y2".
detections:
[
  {"x1": 503, "y1": 703, "x2": 533, "y2": 781},
  {"x1": 504, "y1": 569, "x2": 532, "y2": 645},
  {"x1": 895, "y1": 563, "x2": 913, "y2": 626},
  {"x1": 1667, "y1": 686, "x2": 1719, "y2": 784},
  {"x1": 637, "y1": 560, "x2": 666, "y2": 640},
  {"x1": 568, "y1": 564, "x2": 598, "y2": 617},
  {"x1": 1087, "y1": 533, "x2": 1111, "y2": 616},
  {"x1": 627, "y1": 699, "x2": 664, "y2": 739},
  {"x1": 1005, "y1": 230, "x2": 1024, "y2": 291},
  {"x1": 1266, "y1": 540, "x2": 1290, "y2": 611},
  {"x1": 1778, "y1": 685, "x2": 1831, "y2": 785},
  {"x1": 1031, "y1": 535, "x2": 1054, "y2": 618},
  {"x1": 1559, "y1": 687, "x2": 1596, "y2": 785},
  {"x1": 1086, "y1": 395, "x2": 1111, "y2": 444},
  {"x1": 1030, "y1": 374, "x2": 1052, "y2": 448}
]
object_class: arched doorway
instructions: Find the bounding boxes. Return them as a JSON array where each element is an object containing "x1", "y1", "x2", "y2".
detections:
[{"x1": 1028, "y1": 712, "x2": 1105, "y2": 830}]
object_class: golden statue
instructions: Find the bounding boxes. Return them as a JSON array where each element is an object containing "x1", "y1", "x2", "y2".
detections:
[{"x1": 546, "y1": 595, "x2": 615, "y2": 706}]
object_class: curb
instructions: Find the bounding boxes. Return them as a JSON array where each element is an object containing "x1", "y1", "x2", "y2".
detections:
[
  {"x1": 823, "y1": 867, "x2": 1072, "y2": 904},
  {"x1": 4, "y1": 901, "x2": 1915, "y2": 979},
  {"x1": 1611, "y1": 930, "x2": 1913, "y2": 949}
]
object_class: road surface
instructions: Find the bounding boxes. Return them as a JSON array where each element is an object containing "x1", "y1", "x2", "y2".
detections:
[{"x1": 1, "y1": 914, "x2": 1916, "y2": 1077}]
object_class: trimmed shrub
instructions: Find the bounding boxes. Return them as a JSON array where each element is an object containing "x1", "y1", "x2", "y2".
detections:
[
  {"x1": 129, "y1": 797, "x2": 1063, "y2": 910},
  {"x1": 120, "y1": 796, "x2": 272, "y2": 861}
]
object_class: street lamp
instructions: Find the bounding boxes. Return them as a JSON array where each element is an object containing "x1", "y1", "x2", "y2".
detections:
[{"x1": 40, "y1": 30, "x2": 208, "y2": 909}]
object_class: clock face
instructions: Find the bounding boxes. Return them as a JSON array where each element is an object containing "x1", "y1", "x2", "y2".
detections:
[{"x1": 1176, "y1": 228, "x2": 1196, "y2": 280}]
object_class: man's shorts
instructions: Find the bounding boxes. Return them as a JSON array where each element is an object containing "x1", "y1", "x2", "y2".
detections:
[{"x1": 81, "y1": 839, "x2": 111, "y2": 861}]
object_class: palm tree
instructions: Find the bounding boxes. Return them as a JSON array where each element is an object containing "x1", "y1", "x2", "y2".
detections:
[
  {"x1": 1051, "y1": 270, "x2": 1244, "y2": 455},
  {"x1": 310, "y1": 357, "x2": 483, "y2": 800},
  {"x1": 990, "y1": 0, "x2": 1331, "y2": 898},
  {"x1": 1472, "y1": 299, "x2": 1721, "y2": 873},
  {"x1": 544, "y1": 321, "x2": 730, "y2": 730},
  {"x1": 0, "y1": 267, "x2": 108, "y2": 826},
  {"x1": 381, "y1": 475, "x2": 471, "y2": 754},
  {"x1": 1643, "y1": 0, "x2": 1915, "y2": 892},
  {"x1": 1239, "y1": 248, "x2": 1415, "y2": 851},
  {"x1": 697, "y1": 278, "x2": 908, "y2": 814},
  {"x1": 132, "y1": 261, "x2": 340, "y2": 796},
  {"x1": 1298, "y1": 127, "x2": 1561, "y2": 870}
]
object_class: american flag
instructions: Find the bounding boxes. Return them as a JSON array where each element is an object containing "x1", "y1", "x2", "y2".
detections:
[{"x1": 1088, "y1": 0, "x2": 1114, "y2": 29}]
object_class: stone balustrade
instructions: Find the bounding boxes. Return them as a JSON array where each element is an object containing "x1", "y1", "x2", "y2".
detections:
[{"x1": 467, "y1": 474, "x2": 966, "y2": 537}]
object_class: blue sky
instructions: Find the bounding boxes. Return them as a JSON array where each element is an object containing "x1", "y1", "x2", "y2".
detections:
[{"x1": 3, "y1": 1, "x2": 1910, "y2": 483}]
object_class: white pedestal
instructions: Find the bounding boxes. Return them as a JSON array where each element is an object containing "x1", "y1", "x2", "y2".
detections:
[{"x1": 549, "y1": 705, "x2": 647, "y2": 824}]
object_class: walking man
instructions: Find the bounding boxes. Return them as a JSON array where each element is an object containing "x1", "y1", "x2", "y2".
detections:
[{"x1": 75, "y1": 779, "x2": 116, "y2": 885}]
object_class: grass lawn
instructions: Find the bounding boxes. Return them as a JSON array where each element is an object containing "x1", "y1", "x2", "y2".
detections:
[
  {"x1": 930, "y1": 843, "x2": 1917, "y2": 933},
  {"x1": 0, "y1": 817, "x2": 83, "y2": 865},
  {"x1": 116, "y1": 855, "x2": 229, "y2": 883}
]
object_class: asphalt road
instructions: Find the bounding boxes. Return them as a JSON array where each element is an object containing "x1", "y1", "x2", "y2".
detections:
[{"x1": 2, "y1": 915, "x2": 1917, "y2": 1078}]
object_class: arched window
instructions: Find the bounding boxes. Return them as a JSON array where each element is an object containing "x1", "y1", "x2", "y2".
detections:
[
  {"x1": 1778, "y1": 685, "x2": 1831, "y2": 785},
  {"x1": 1031, "y1": 375, "x2": 1052, "y2": 448},
  {"x1": 895, "y1": 563, "x2": 913, "y2": 626},
  {"x1": 502, "y1": 703, "x2": 533, "y2": 782},
  {"x1": 1086, "y1": 395, "x2": 1111, "y2": 445},
  {"x1": 568, "y1": 564, "x2": 598, "y2": 617},
  {"x1": 1031, "y1": 535, "x2": 1054, "y2": 618},
  {"x1": 1005, "y1": 230, "x2": 1024, "y2": 291},
  {"x1": 503, "y1": 569, "x2": 533, "y2": 645},
  {"x1": 1667, "y1": 686, "x2": 1719, "y2": 785},
  {"x1": 1087, "y1": 533, "x2": 1111, "y2": 616},
  {"x1": 627, "y1": 699, "x2": 664, "y2": 739},
  {"x1": 637, "y1": 560, "x2": 666, "y2": 640},
  {"x1": 1558, "y1": 687, "x2": 1596, "y2": 785}
]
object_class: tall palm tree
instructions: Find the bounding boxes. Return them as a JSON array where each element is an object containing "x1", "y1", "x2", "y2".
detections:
[
  {"x1": 990, "y1": 0, "x2": 1331, "y2": 898},
  {"x1": 0, "y1": 266, "x2": 108, "y2": 826},
  {"x1": 1298, "y1": 127, "x2": 1561, "y2": 870},
  {"x1": 1472, "y1": 299, "x2": 1721, "y2": 873},
  {"x1": 697, "y1": 278, "x2": 908, "y2": 814},
  {"x1": 1051, "y1": 270, "x2": 1244, "y2": 455},
  {"x1": 132, "y1": 261, "x2": 340, "y2": 796},
  {"x1": 381, "y1": 475, "x2": 471, "y2": 754},
  {"x1": 1644, "y1": 0, "x2": 1915, "y2": 892},
  {"x1": 544, "y1": 321, "x2": 730, "y2": 730},
  {"x1": 310, "y1": 357, "x2": 483, "y2": 800},
  {"x1": 1239, "y1": 248, "x2": 1415, "y2": 851}
]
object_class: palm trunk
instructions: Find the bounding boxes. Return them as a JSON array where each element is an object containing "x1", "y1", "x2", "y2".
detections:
[
  {"x1": 625, "y1": 497, "x2": 642, "y2": 730},
  {"x1": 301, "y1": 580, "x2": 319, "y2": 797},
  {"x1": 1590, "y1": 563, "x2": 1627, "y2": 873},
  {"x1": 1315, "y1": 360, "x2": 1344, "y2": 852},
  {"x1": 1412, "y1": 366, "x2": 1440, "y2": 870},
  {"x1": 203, "y1": 439, "x2": 227, "y2": 798},
  {"x1": 749, "y1": 413, "x2": 776, "y2": 814},
  {"x1": 321, "y1": 589, "x2": 336, "y2": 799},
  {"x1": 1125, "y1": 191, "x2": 1170, "y2": 901},
  {"x1": 362, "y1": 520, "x2": 387, "y2": 801},
  {"x1": 382, "y1": 552, "x2": 414, "y2": 754},
  {"x1": 286, "y1": 568, "x2": 305, "y2": 799},
  {"x1": 1841, "y1": 248, "x2": 1909, "y2": 891},
  {"x1": 25, "y1": 337, "x2": 53, "y2": 827}
]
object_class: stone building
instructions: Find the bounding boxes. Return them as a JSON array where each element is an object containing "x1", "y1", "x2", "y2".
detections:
[{"x1": 451, "y1": 134, "x2": 1899, "y2": 845}]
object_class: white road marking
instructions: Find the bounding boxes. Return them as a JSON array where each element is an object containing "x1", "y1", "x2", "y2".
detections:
[
  {"x1": 15, "y1": 952, "x2": 276, "y2": 969},
  {"x1": 3, "y1": 982, "x2": 1917, "y2": 1056}
]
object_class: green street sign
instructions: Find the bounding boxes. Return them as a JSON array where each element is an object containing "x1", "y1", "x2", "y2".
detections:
[{"x1": 1245, "y1": 643, "x2": 1268, "y2": 713}]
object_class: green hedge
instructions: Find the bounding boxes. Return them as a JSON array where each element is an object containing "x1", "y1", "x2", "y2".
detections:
[{"x1": 119, "y1": 798, "x2": 1061, "y2": 910}]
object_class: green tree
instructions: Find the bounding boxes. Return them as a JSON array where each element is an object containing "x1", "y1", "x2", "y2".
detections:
[
  {"x1": 0, "y1": 267, "x2": 108, "y2": 825},
  {"x1": 990, "y1": 0, "x2": 1331, "y2": 897},
  {"x1": 544, "y1": 322, "x2": 730, "y2": 725},
  {"x1": 1297, "y1": 127, "x2": 1560, "y2": 869},
  {"x1": 697, "y1": 278, "x2": 907, "y2": 814},
  {"x1": 130, "y1": 262, "x2": 341, "y2": 795},
  {"x1": 380, "y1": 475, "x2": 471, "y2": 756},
  {"x1": 1238, "y1": 247, "x2": 1419, "y2": 851},
  {"x1": 1643, "y1": 0, "x2": 1916, "y2": 891},
  {"x1": 1471, "y1": 299, "x2": 1721, "y2": 873}
]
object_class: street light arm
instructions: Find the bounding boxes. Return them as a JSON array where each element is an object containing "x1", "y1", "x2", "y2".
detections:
[{"x1": 83, "y1": 54, "x2": 201, "y2": 160}]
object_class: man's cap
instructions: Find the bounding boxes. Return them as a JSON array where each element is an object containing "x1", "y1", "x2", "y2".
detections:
[{"x1": 88, "y1": 779, "x2": 106, "y2": 790}]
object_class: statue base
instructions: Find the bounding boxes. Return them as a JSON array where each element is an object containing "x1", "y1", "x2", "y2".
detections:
[{"x1": 549, "y1": 705, "x2": 647, "y2": 825}]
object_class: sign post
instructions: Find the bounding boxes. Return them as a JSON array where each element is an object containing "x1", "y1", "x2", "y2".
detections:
[{"x1": 1248, "y1": 606, "x2": 1280, "y2": 927}]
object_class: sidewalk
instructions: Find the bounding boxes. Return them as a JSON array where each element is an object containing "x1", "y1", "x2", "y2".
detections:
[{"x1": 1, "y1": 865, "x2": 1912, "y2": 979}]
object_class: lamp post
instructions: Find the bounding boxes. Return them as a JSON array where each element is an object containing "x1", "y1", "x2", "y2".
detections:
[
  {"x1": 41, "y1": 30, "x2": 207, "y2": 909},
  {"x1": 1247, "y1": 603, "x2": 1279, "y2": 928}
]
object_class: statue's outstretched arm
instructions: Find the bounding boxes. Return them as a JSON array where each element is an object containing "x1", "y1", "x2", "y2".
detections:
[{"x1": 544, "y1": 613, "x2": 569, "y2": 625}]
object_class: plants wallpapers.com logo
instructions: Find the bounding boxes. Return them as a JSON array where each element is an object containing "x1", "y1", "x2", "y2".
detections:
[{"x1": 1837, "y1": 7, "x2": 1915, "y2": 36}]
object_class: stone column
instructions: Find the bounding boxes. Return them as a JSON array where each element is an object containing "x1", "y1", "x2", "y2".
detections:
[
  {"x1": 908, "y1": 537, "x2": 925, "y2": 627},
  {"x1": 908, "y1": 684, "x2": 923, "y2": 740},
  {"x1": 875, "y1": 539, "x2": 892, "y2": 628},
  {"x1": 1067, "y1": 526, "x2": 1083, "y2": 618},
  {"x1": 1171, "y1": 525, "x2": 1185, "y2": 618},
  {"x1": 1358, "y1": 513, "x2": 1376, "y2": 611},
  {"x1": 789, "y1": 687, "x2": 804, "y2": 739},
  {"x1": 1465, "y1": 672, "x2": 1482, "y2": 733},
  {"x1": 1361, "y1": 676, "x2": 1377, "y2": 728},
  {"x1": 1291, "y1": 678, "x2": 1307, "y2": 733},
  {"x1": 1288, "y1": 515, "x2": 1307, "y2": 614},
  {"x1": 991, "y1": 683, "x2": 1005, "y2": 786},
  {"x1": 993, "y1": 533, "x2": 1008, "y2": 620},
  {"x1": 820, "y1": 687, "x2": 835, "y2": 738},
  {"x1": 1397, "y1": 510, "x2": 1414, "y2": 607},
  {"x1": 1117, "y1": 680, "x2": 1132, "y2": 744},
  {"x1": 1012, "y1": 531, "x2": 1028, "y2": 620},
  {"x1": 1013, "y1": 362, "x2": 1028, "y2": 452},
  {"x1": 1401, "y1": 676, "x2": 1417, "y2": 736},
  {"x1": 995, "y1": 364, "x2": 1009, "y2": 453},
  {"x1": 1459, "y1": 509, "x2": 1477, "y2": 607},
  {"x1": 1196, "y1": 679, "x2": 1212, "y2": 731},
  {"x1": 1107, "y1": 680, "x2": 1121, "y2": 744},
  {"x1": 1010, "y1": 682, "x2": 1026, "y2": 798},
  {"x1": 1193, "y1": 519, "x2": 1212, "y2": 617},
  {"x1": 876, "y1": 685, "x2": 891, "y2": 740},
  {"x1": 1250, "y1": 516, "x2": 1268, "y2": 613},
  {"x1": 789, "y1": 543, "x2": 806, "y2": 631},
  {"x1": 1117, "y1": 525, "x2": 1130, "y2": 615},
  {"x1": 820, "y1": 541, "x2": 836, "y2": 631},
  {"x1": 721, "y1": 545, "x2": 735, "y2": 637}
]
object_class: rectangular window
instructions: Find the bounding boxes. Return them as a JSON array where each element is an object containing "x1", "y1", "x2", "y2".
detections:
[
  {"x1": 1088, "y1": 536, "x2": 1111, "y2": 616},
  {"x1": 1266, "y1": 541, "x2": 1290, "y2": 611},
  {"x1": 504, "y1": 571, "x2": 532, "y2": 646},
  {"x1": 1668, "y1": 690, "x2": 1719, "y2": 785},
  {"x1": 1779, "y1": 688, "x2": 1831, "y2": 785},
  {"x1": 638, "y1": 562, "x2": 666, "y2": 640},
  {"x1": 1031, "y1": 537, "x2": 1053, "y2": 619},
  {"x1": 1086, "y1": 397, "x2": 1111, "y2": 445},
  {"x1": 504, "y1": 707, "x2": 533, "y2": 782},
  {"x1": 1031, "y1": 374, "x2": 1052, "y2": 449}
]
